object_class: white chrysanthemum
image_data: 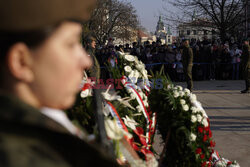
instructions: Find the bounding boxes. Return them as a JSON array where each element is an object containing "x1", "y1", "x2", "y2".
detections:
[
  {"x1": 124, "y1": 66, "x2": 132, "y2": 73},
  {"x1": 184, "y1": 88, "x2": 191, "y2": 95},
  {"x1": 190, "y1": 94, "x2": 197, "y2": 103},
  {"x1": 190, "y1": 133, "x2": 197, "y2": 141},
  {"x1": 191, "y1": 106, "x2": 198, "y2": 113},
  {"x1": 122, "y1": 115, "x2": 138, "y2": 130},
  {"x1": 202, "y1": 118, "x2": 209, "y2": 127},
  {"x1": 196, "y1": 109, "x2": 203, "y2": 115},
  {"x1": 175, "y1": 86, "x2": 183, "y2": 91},
  {"x1": 197, "y1": 114, "x2": 202, "y2": 122},
  {"x1": 136, "y1": 105, "x2": 143, "y2": 113},
  {"x1": 179, "y1": 91, "x2": 185, "y2": 97},
  {"x1": 182, "y1": 104, "x2": 189, "y2": 111},
  {"x1": 173, "y1": 91, "x2": 179, "y2": 98},
  {"x1": 124, "y1": 54, "x2": 135, "y2": 62},
  {"x1": 200, "y1": 109, "x2": 207, "y2": 117},
  {"x1": 180, "y1": 99, "x2": 186, "y2": 105},
  {"x1": 191, "y1": 115, "x2": 197, "y2": 123}
]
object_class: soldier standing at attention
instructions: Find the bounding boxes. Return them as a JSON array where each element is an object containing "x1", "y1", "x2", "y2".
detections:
[
  {"x1": 0, "y1": 0, "x2": 119, "y2": 166},
  {"x1": 182, "y1": 39, "x2": 194, "y2": 91},
  {"x1": 241, "y1": 38, "x2": 250, "y2": 93},
  {"x1": 85, "y1": 35, "x2": 101, "y2": 82}
]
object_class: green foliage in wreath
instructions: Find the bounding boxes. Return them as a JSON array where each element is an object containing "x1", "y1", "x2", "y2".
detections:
[{"x1": 149, "y1": 70, "x2": 214, "y2": 167}]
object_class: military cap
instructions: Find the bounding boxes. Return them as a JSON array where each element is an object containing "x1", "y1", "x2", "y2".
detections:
[
  {"x1": 242, "y1": 37, "x2": 250, "y2": 42},
  {"x1": 182, "y1": 38, "x2": 189, "y2": 42},
  {"x1": 0, "y1": 0, "x2": 96, "y2": 32}
]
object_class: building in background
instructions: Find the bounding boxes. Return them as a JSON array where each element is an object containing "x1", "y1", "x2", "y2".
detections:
[
  {"x1": 177, "y1": 11, "x2": 218, "y2": 41},
  {"x1": 155, "y1": 16, "x2": 173, "y2": 45},
  {"x1": 178, "y1": 17, "x2": 218, "y2": 41}
]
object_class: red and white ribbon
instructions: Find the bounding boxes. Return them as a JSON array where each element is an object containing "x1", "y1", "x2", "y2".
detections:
[
  {"x1": 121, "y1": 76, "x2": 152, "y2": 145},
  {"x1": 105, "y1": 101, "x2": 128, "y2": 132}
]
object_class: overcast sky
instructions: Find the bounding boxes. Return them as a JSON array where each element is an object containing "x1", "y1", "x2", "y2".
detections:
[{"x1": 123, "y1": 0, "x2": 166, "y2": 33}]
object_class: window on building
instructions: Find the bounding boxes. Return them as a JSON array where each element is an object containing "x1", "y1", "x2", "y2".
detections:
[
  {"x1": 187, "y1": 30, "x2": 190, "y2": 35},
  {"x1": 168, "y1": 39, "x2": 171, "y2": 43},
  {"x1": 193, "y1": 30, "x2": 197, "y2": 35},
  {"x1": 204, "y1": 30, "x2": 208, "y2": 35}
]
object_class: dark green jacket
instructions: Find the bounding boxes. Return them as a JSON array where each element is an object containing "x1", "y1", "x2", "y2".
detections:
[
  {"x1": 242, "y1": 44, "x2": 250, "y2": 69},
  {"x1": 0, "y1": 93, "x2": 119, "y2": 167},
  {"x1": 87, "y1": 48, "x2": 100, "y2": 81},
  {"x1": 182, "y1": 45, "x2": 193, "y2": 67}
]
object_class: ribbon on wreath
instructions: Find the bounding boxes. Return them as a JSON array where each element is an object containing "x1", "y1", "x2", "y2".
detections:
[
  {"x1": 104, "y1": 101, "x2": 142, "y2": 152},
  {"x1": 105, "y1": 101, "x2": 128, "y2": 132},
  {"x1": 81, "y1": 82, "x2": 93, "y2": 91},
  {"x1": 151, "y1": 112, "x2": 157, "y2": 137},
  {"x1": 212, "y1": 150, "x2": 221, "y2": 166},
  {"x1": 121, "y1": 76, "x2": 152, "y2": 147}
]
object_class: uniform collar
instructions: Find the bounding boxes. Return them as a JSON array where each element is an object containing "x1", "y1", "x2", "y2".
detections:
[{"x1": 0, "y1": 93, "x2": 70, "y2": 134}]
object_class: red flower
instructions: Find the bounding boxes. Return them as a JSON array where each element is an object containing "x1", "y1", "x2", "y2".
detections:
[
  {"x1": 207, "y1": 162, "x2": 211, "y2": 167},
  {"x1": 227, "y1": 161, "x2": 232, "y2": 165},
  {"x1": 196, "y1": 148, "x2": 202, "y2": 154},
  {"x1": 204, "y1": 127, "x2": 210, "y2": 132},
  {"x1": 198, "y1": 126, "x2": 203, "y2": 133},
  {"x1": 203, "y1": 135, "x2": 208, "y2": 142},
  {"x1": 201, "y1": 161, "x2": 206, "y2": 167},
  {"x1": 208, "y1": 129, "x2": 212, "y2": 138},
  {"x1": 200, "y1": 154, "x2": 205, "y2": 159},
  {"x1": 210, "y1": 141, "x2": 216, "y2": 147},
  {"x1": 209, "y1": 156, "x2": 212, "y2": 161}
]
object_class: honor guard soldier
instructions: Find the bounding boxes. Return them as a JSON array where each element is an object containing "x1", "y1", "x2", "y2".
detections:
[
  {"x1": 182, "y1": 39, "x2": 194, "y2": 91},
  {"x1": 241, "y1": 38, "x2": 250, "y2": 93},
  {"x1": 84, "y1": 35, "x2": 101, "y2": 82}
]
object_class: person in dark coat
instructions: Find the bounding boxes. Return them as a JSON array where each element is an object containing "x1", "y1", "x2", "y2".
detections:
[
  {"x1": 241, "y1": 38, "x2": 250, "y2": 93},
  {"x1": 0, "y1": 0, "x2": 119, "y2": 166},
  {"x1": 181, "y1": 39, "x2": 194, "y2": 91}
]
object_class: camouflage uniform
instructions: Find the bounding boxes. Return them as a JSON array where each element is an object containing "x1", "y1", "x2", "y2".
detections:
[
  {"x1": 241, "y1": 44, "x2": 250, "y2": 92},
  {"x1": 0, "y1": 93, "x2": 119, "y2": 167},
  {"x1": 182, "y1": 45, "x2": 194, "y2": 91}
]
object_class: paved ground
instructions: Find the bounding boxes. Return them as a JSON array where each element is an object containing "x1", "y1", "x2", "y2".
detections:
[{"x1": 153, "y1": 80, "x2": 250, "y2": 166}]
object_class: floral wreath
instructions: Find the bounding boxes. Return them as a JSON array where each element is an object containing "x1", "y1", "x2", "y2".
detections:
[{"x1": 79, "y1": 52, "x2": 239, "y2": 167}]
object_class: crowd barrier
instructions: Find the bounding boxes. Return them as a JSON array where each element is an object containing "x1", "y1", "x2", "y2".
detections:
[{"x1": 100, "y1": 62, "x2": 242, "y2": 81}]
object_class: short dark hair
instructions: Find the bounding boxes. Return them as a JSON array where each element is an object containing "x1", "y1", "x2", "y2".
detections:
[{"x1": 0, "y1": 23, "x2": 62, "y2": 88}]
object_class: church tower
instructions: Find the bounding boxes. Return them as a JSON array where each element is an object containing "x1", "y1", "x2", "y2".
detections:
[
  {"x1": 154, "y1": 16, "x2": 172, "y2": 44},
  {"x1": 156, "y1": 16, "x2": 165, "y2": 32}
]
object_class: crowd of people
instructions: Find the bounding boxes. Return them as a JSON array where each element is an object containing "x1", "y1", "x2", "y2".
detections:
[{"x1": 95, "y1": 37, "x2": 244, "y2": 82}]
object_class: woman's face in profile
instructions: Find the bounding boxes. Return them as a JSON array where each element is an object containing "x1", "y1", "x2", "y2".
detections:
[{"x1": 30, "y1": 21, "x2": 92, "y2": 109}]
